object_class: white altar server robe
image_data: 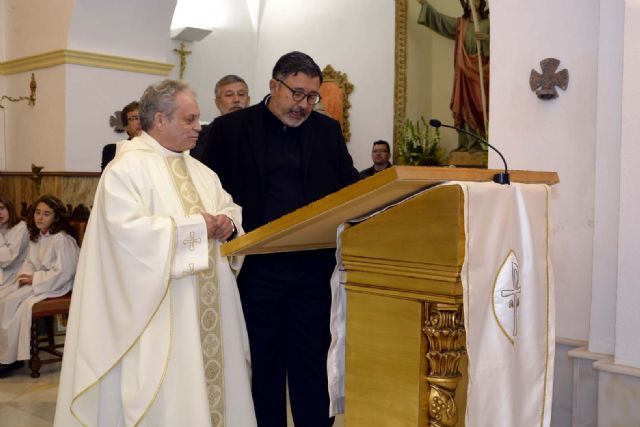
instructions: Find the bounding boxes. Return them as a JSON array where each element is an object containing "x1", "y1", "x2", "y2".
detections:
[
  {"x1": 0, "y1": 221, "x2": 29, "y2": 296},
  {"x1": 54, "y1": 133, "x2": 256, "y2": 427},
  {"x1": 0, "y1": 230, "x2": 79, "y2": 363}
]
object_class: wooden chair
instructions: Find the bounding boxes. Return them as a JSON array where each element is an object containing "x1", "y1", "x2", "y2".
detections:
[
  {"x1": 28, "y1": 217, "x2": 86, "y2": 378},
  {"x1": 29, "y1": 294, "x2": 72, "y2": 377}
]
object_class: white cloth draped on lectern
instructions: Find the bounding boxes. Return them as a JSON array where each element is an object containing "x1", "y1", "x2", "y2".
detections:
[
  {"x1": 328, "y1": 182, "x2": 555, "y2": 427},
  {"x1": 459, "y1": 182, "x2": 554, "y2": 427}
]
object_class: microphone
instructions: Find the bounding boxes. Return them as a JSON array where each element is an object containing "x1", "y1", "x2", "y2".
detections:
[{"x1": 429, "y1": 119, "x2": 510, "y2": 185}]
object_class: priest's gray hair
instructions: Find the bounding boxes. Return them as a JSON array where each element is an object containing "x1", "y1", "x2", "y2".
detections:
[{"x1": 139, "y1": 79, "x2": 196, "y2": 131}]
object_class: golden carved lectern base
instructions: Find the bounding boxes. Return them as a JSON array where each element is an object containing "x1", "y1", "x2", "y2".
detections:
[{"x1": 342, "y1": 185, "x2": 468, "y2": 426}]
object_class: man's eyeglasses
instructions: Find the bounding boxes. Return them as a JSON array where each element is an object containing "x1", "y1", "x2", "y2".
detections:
[{"x1": 276, "y1": 79, "x2": 322, "y2": 105}]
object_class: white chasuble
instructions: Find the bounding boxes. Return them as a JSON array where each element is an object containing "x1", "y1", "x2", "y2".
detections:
[
  {"x1": 54, "y1": 132, "x2": 256, "y2": 427},
  {"x1": 327, "y1": 182, "x2": 554, "y2": 427}
]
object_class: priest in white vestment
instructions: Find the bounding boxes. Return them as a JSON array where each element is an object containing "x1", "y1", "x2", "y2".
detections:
[{"x1": 54, "y1": 80, "x2": 257, "y2": 427}]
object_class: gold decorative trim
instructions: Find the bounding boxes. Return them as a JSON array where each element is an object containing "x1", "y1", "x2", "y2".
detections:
[
  {"x1": 393, "y1": 0, "x2": 408, "y2": 159},
  {"x1": 321, "y1": 64, "x2": 354, "y2": 142},
  {"x1": 423, "y1": 302, "x2": 466, "y2": 427},
  {"x1": 540, "y1": 185, "x2": 551, "y2": 427},
  {"x1": 0, "y1": 49, "x2": 173, "y2": 76}
]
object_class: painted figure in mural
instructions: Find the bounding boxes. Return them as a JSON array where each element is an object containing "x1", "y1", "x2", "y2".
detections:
[{"x1": 417, "y1": 0, "x2": 489, "y2": 152}]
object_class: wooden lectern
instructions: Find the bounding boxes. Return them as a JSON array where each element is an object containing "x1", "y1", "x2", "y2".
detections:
[{"x1": 221, "y1": 166, "x2": 559, "y2": 427}]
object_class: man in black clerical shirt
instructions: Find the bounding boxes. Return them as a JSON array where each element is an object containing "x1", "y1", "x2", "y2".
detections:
[{"x1": 202, "y1": 51, "x2": 358, "y2": 427}]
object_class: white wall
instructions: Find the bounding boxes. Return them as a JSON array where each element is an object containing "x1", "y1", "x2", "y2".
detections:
[
  {"x1": 491, "y1": 0, "x2": 601, "y2": 340},
  {"x1": 2, "y1": 0, "x2": 73, "y2": 58},
  {"x1": 4, "y1": 69, "x2": 67, "y2": 170},
  {"x1": 0, "y1": 0, "x2": 178, "y2": 171},
  {"x1": 255, "y1": 0, "x2": 395, "y2": 171},
  {"x1": 2, "y1": 0, "x2": 394, "y2": 172},
  {"x1": 589, "y1": 0, "x2": 624, "y2": 356},
  {"x1": 1, "y1": 0, "x2": 74, "y2": 170},
  {"x1": 69, "y1": 0, "x2": 175, "y2": 61},
  {"x1": 615, "y1": 0, "x2": 640, "y2": 369},
  {"x1": 63, "y1": 0, "x2": 177, "y2": 171},
  {"x1": 177, "y1": 0, "x2": 396, "y2": 170},
  {"x1": 64, "y1": 65, "x2": 161, "y2": 171},
  {"x1": 173, "y1": 0, "x2": 257, "y2": 122}
]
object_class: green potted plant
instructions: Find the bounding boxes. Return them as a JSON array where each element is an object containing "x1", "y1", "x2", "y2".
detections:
[{"x1": 396, "y1": 116, "x2": 445, "y2": 166}]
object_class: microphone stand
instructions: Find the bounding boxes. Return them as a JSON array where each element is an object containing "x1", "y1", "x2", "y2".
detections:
[{"x1": 430, "y1": 119, "x2": 510, "y2": 185}]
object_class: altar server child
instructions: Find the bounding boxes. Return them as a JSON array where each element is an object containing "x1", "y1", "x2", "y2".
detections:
[
  {"x1": 0, "y1": 195, "x2": 29, "y2": 297},
  {"x1": 0, "y1": 195, "x2": 79, "y2": 378}
]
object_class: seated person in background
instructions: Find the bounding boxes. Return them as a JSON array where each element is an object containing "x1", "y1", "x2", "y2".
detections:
[
  {"x1": 101, "y1": 101, "x2": 142, "y2": 171},
  {"x1": 0, "y1": 195, "x2": 29, "y2": 298},
  {"x1": 359, "y1": 140, "x2": 393, "y2": 179},
  {"x1": 191, "y1": 74, "x2": 250, "y2": 160},
  {"x1": 0, "y1": 195, "x2": 79, "y2": 378}
]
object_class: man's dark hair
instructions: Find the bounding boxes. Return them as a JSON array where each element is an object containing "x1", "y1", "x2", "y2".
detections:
[
  {"x1": 272, "y1": 51, "x2": 323, "y2": 84},
  {"x1": 121, "y1": 101, "x2": 139, "y2": 127},
  {"x1": 372, "y1": 140, "x2": 390, "y2": 152},
  {"x1": 215, "y1": 75, "x2": 248, "y2": 98}
]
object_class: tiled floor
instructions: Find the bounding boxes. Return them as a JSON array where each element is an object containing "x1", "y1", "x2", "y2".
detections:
[
  {"x1": 0, "y1": 363, "x2": 344, "y2": 427},
  {"x1": 0, "y1": 363, "x2": 59, "y2": 427}
]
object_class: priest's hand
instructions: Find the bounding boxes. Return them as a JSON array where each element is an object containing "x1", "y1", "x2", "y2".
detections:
[
  {"x1": 17, "y1": 273, "x2": 33, "y2": 286},
  {"x1": 202, "y1": 213, "x2": 235, "y2": 241}
]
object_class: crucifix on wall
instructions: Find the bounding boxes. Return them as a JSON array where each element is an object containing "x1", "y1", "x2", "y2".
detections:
[
  {"x1": 170, "y1": 26, "x2": 213, "y2": 80},
  {"x1": 173, "y1": 42, "x2": 192, "y2": 80}
]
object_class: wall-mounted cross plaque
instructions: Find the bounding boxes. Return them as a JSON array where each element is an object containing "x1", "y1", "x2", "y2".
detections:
[{"x1": 530, "y1": 58, "x2": 569, "y2": 100}]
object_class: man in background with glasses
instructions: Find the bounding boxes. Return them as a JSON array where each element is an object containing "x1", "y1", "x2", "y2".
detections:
[
  {"x1": 101, "y1": 101, "x2": 142, "y2": 171},
  {"x1": 359, "y1": 140, "x2": 393, "y2": 179},
  {"x1": 203, "y1": 51, "x2": 358, "y2": 427}
]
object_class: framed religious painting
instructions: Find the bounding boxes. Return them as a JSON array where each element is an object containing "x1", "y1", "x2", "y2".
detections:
[{"x1": 316, "y1": 65, "x2": 354, "y2": 143}]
